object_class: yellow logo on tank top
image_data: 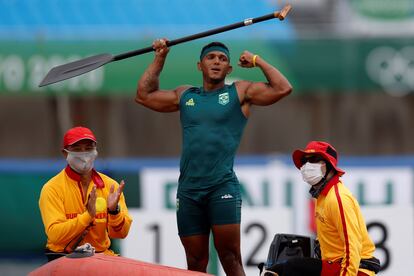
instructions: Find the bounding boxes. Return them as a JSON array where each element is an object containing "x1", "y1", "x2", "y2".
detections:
[
  {"x1": 185, "y1": 98, "x2": 195, "y2": 106},
  {"x1": 218, "y1": 92, "x2": 229, "y2": 105}
]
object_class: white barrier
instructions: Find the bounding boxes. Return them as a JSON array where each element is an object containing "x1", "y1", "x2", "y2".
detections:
[{"x1": 122, "y1": 164, "x2": 414, "y2": 275}]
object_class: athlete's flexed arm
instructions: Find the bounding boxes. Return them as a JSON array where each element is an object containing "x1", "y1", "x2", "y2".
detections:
[
  {"x1": 236, "y1": 51, "x2": 292, "y2": 106},
  {"x1": 135, "y1": 38, "x2": 190, "y2": 112}
]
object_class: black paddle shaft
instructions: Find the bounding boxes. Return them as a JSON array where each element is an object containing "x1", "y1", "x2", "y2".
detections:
[
  {"x1": 39, "y1": 5, "x2": 291, "y2": 87},
  {"x1": 114, "y1": 12, "x2": 281, "y2": 61}
]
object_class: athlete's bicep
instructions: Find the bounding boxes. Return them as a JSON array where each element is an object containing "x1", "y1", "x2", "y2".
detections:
[
  {"x1": 245, "y1": 81, "x2": 287, "y2": 106},
  {"x1": 137, "y1": 85, "x2": 190, "y2": 112},
  {"x1": 139, "y1": 89, "x2": 180, "y2": 112}
]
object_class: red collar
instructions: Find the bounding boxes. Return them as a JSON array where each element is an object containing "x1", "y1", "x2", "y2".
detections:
[
  {"x1": 65, "y1": 165, "x2": 104, "y2": 188},
  {"x1": 320, "y1": 174, "x2": 340, "y2": 196}
]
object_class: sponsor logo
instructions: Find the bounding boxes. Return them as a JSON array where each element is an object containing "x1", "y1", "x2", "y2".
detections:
[
  {"x1": 351, "y1": 0, "x2": 413, "y2": 20},
  {"x1": 185, "y1": 98, "x2": 195, "y2": 106},
  {"x1": 66, "y1": 213, "x2": 78, "y2": 219},
  {"x1": 315, "y1": 211, "x2": 325, "y2": 223},
  {"x1": 366, "y1": 46, "x2": 414, "y2": 96},
  {"x1": 95, "y1": 212, "x2": 107, "y2": 220},
  {"x1": 218, "y1": 92, "x2": 229, "y2": 105}
]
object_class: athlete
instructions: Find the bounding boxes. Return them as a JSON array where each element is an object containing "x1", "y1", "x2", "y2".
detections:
[
  {"x1": 39, "y1": 126, "x2": 132, "y2": 261},
  {"x1": 135, "y1": 39, "x2": 292, "y2": 275}
]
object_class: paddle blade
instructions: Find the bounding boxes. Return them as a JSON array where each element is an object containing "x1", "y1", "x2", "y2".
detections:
[{"x1": 39, "y1": 53, "x2": 114, "y2": 87}]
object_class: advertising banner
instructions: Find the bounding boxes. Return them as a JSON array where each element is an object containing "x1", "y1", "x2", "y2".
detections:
[
  {"x1": 1, "y1": 39, "x2": 414, "y2": 95},
  {"x1": 130, "y1": 163, "x2": 414, "y2": 275}
]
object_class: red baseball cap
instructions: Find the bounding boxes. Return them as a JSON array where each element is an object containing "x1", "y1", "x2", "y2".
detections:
[
  {"x1": 292, "y1": 141, "x2": 345, "y2": 176},
  {"x1": 63, "y1": 126, "x2": 97, "y2": 148}
]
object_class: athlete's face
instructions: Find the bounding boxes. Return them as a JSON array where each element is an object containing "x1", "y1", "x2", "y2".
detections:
[{"x1": 198, "y1": 51, "x2": 232, "y2": 83}]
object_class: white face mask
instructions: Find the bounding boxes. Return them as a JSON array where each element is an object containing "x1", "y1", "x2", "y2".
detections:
[
  {"x1": 300, "y1": 161, "x2": 326, "y2": 186},
  {"x1": 65, "y1": 149, "x2": 98, "y2": 174}
]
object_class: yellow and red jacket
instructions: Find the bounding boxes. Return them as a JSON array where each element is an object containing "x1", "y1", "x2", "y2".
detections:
[
  {"x1": 39, "y1": 166, "x2": 132, "y2": 254},
  {"x1": 315, "y1": 175, "x2": 376, "y2": 276}
]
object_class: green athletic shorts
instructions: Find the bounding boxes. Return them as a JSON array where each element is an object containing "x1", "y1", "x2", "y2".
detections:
[{"x1": 176, "y1": 174, "x2": 242, "y2": 237}]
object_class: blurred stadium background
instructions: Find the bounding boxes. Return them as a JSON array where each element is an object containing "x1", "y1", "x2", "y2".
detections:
[{"x1": 0, "y1": 0, "x2": 413, "y2": 275}]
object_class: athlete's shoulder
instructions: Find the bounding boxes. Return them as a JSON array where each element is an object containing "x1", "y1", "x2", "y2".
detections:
[
  {"x1": 177, "y1": 85, "x2": 196, "y2": 94},
  {"x1": 234, "y1": 80, "x2": 252, "y2": 91},
  {"x1": 179, "y1": 86, "x2": 200, "y2": 102}
]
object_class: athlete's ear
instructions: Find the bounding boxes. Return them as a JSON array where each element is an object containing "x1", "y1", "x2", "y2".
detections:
[
  {"x1": 227, "y1": 65, "x2": 233, "y2": 74},
  {"x1": 197, "y1": 61, "x2": 202, "y2": 71}
]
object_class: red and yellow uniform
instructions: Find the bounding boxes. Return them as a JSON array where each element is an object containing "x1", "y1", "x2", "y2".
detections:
[
  {"x1": 39, "y1": 166, "x2": 132, "y2": 255},
  {"x1": 316, "y1": 175, "x2": 376, "y2": 276}
]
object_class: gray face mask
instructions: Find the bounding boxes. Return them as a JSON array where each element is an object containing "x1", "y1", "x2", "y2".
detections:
[
  {"x1": 65, "y1": 149, "x2": 98, "y2": 174},
  {"x1": 300, "y1": 161, "x2": 326, "y2": 186}
]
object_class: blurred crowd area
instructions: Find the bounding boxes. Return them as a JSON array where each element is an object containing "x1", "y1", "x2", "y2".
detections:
[
  {"x1": 0, "y1": 0, "x2": 413, "y2": 158},
  {"x1": 1, "y1": 93, "x2": 414, "y2": 157}
]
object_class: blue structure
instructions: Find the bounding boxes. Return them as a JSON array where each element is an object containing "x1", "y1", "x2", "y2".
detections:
[{"x1": 0, "y1": 0, "x2": 294, "y2": 40}]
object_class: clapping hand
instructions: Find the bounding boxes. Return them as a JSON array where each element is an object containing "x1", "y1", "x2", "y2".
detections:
[{"x1": 107, "y1": 180, "x2": 125, "y2": 212}]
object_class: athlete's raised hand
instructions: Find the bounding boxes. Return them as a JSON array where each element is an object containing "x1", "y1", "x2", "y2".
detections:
[
  {"x1": 153, "y1": 38, "x2": 170, "y2": 58},
  {"x1": 238, "y1": 51, "x2": 259, "y2": 68}
]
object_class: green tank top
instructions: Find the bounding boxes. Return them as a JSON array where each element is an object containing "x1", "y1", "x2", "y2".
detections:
[{"x1": 179, "y1": 83, "x2": 247, "y2": 182}]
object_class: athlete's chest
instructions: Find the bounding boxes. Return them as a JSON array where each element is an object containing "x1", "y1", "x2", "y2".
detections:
[{"x1": 181, "y1": 90, "x2": 238, "y2": 125}]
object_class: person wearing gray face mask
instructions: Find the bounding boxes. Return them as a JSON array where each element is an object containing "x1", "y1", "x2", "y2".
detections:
[
  {"x1": 264, "y1": 141, "x2": 380, "y2": 276},
  {"x1": 300, "y1": 161, "x2": 327, "y2": 186},
  {"x1": 38, "y1": 126, "x2": 133, "y2": 262},
  {"x1": 64, "y1": 148, "x2": 98, "y2": 174}
]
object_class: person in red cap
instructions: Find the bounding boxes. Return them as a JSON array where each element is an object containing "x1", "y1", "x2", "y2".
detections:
[
  {"x1": 266, "y1": 141, "x2": 379, "y2": 276},
  {"x1": 39, "y1": 126, "x2": 132, "y2": 261}
]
